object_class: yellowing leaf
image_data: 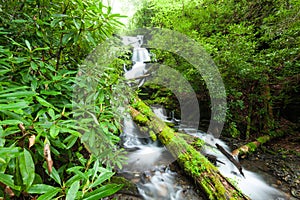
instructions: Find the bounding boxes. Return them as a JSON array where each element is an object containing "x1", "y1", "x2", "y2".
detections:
[{"x1": 29, "y1": 135, "x2": 36, "y2": 148}]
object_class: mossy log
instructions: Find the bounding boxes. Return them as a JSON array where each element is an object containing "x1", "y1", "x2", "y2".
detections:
[
  {"x1": 129, "y1": 98, "x2": 249, "y2": 200},
  {"x1": 231, "y1": 135, "x2": 271, "y2": 158}
]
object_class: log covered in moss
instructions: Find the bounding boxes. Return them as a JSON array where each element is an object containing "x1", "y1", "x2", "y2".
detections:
[
  {"x1": 129, "y1": 98, "x2": 249, "y2": 200},
  {"x1": 231, "y1": 135, "x2": 271, "y2": 158}
]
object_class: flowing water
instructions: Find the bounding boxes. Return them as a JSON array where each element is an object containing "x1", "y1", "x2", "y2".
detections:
[{"x1": 120, "y1": 106, "x2": 289, "y2": 200}]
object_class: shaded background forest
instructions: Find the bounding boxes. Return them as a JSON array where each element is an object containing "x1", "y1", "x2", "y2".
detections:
[{"x1": 132, "y1": 0, "x2": 300, "y2": 139}]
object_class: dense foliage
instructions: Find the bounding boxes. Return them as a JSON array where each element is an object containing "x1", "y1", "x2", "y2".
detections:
[
  {"x1": 0, "y1": 0, "x2": 127, "y2": 199},
  {"x1": 132, "y1": 0, "x2": 300, "y2": 138}
]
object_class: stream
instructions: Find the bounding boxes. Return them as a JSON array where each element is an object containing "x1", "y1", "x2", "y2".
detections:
[{"x1": 119, "y1": 106, "x2": 289, "y2": 200}]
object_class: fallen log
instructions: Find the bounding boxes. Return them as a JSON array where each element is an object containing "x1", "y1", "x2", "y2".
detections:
[
  {"x1": 216, "y1": 143, "x2": 244, "y2": 177},
  {"x1": 231, "y1": 135, "x2": 271, "y2": 158},
  {"x1": 129, "y1": 98, "x2": 249, "y2": 200}
]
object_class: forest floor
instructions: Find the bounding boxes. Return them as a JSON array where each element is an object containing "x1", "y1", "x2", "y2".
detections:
[{"x1": 227, "y1": 129, "x2": 300, "y2": 200}]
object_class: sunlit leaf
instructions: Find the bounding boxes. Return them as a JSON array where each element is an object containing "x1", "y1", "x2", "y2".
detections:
[
  {"x1": 27, "y1": 184, "x2": 59, "y2": 194},
  {"x1": 0, "y1": 173, "x2": 21, "y2": 190},
  {"x1": 35, "y1": 96, "x2": 54, "y2": 108},
  {"x1": 29, "y1": 135, "x2": 36, "y2": 148},
  {"x1": 50, "y1": 124, "x2": 60, "y2": 138},
  {"x1": 88, "y1": 171, "x2": 114, "y2": 190},
  {"x1": 83, "y1": 184, "x2": 123, "y2": 200},
  {"x1": 0, "y1": 120, "x2": 23, "y2": 125},
  {"x1": 36, "y1": 188, "x2": 61, "y2": 200},
  {"x1": 0, "y1": 102, "x2": 28, "y2": 110},
  {"x1": 25, "y1": 40, "x2": 32, "y2": 51},
  {"x1": 66, "y1": 180, "x2": 80, "y2": 200}
]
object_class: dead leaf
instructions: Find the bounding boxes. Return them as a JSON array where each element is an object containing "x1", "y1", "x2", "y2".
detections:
[
  {"x1": 4, "y1": 186, "x2": 14, "y2": 197},
  {"x1": 44, "y1": 143, "x2": 53, "y2": 174},
  {"x1": 29, "y1": 135, "x2": 36, "y2": 148},
  {"x1": 18, "y1": 123, "x2": 26, "y2": 134}
]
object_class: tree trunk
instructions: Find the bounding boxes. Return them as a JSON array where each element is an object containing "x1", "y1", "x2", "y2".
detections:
[{"x1": 129, "y1": 98, "x2": 250, "y2": 200}]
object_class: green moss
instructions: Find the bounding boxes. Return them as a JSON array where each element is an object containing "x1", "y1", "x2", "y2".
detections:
[
  {"x1": 132, "y1": 100, "x2": 154, "y2": 117},
  {"x1": 149, "y1": 130, "x2": 157, "y2": 141},
  {"x1": 191, "y1": 138, "x2": 205, "y2": 150},
  {"x1": 256, "y1": 135, "x2": 270, "y2": 144},
  {"x1": 246, "y1": 142, "x2": 257, "y2": 153},
  {"x1": 134, "y1": 113, "x2": 148, "y2": 125},
  {"x1": 159, "y1": 126, "x2": 174, "y2": 144}
]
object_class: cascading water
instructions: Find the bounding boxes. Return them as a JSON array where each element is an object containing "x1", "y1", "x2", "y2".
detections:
[
  {"x1": 181, "y1": 125, "x2": 288, "y2": 200},
  {"x1": 120, "y1": 106, "x2": 289, "y2": 200},
  {"x1": 120, "y1": 109, "x2": 200, "y2": 200}
]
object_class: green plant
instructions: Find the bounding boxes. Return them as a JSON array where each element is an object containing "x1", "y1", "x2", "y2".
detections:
[{"x1": 0, "y1": 0, "x2": 127, "y2": 198}]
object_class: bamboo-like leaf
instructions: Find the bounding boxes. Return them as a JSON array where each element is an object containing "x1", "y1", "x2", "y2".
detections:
[
  {"x1": 0, "y1": 120, "x2": 23, "y2": 125},
  {"x1": 66, "y1": 180, "x2": 80, "y2": 200},
  {"x1": 50, "y1": 124, "x2": 59, "y2": 138},
  {"x1": 83, "y1": 184, "x2": 123, "y2": 200},
  {"x1": 25, "y1": 40, "x2": 32, "y2": 51},
  {"x1": 37, "y1": 188, "x2": 61, "y2": 200},
  {"x1": 0, "y1": 91, "x2": 36, "y2": 98},
  {"x1": 49, "y1": 167, "x2": 61, "y2": 186},
  {"x1": 0, "y1": 173, "x2": 21, "y2": 190},
  {"x1": 35, "y1": 96, "x2": 54, "y2": 108},
  {"x1": 19, "y1": 149, "x2": 35, "y2": 190},
  {"x1": 0, "y1": 102, "x2": 28, "y2": 110},
  {"x1": 27, "y1": 184, "x2": 59, "y2": 194},
  {"x1": 63, "y1": 135, "x2": 78, "y2": 149},
  {"x1": 88, "y1": 171, "x2": 114, "y2": 190}
]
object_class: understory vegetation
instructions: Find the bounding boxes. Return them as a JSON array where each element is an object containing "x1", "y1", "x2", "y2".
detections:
[
  {"x1": 0, "y1": 0, "x2": 128, "y2": 199},
  {"x1": 132, "y1": 0, "x2": 300, "y2": 139}
]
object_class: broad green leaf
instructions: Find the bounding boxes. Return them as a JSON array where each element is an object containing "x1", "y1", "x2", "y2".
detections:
[
  {"x1": 91, "y1": 159, "x2": 99, "y2": 181},
  {"x1": 25, "y1": 40, "x2": 32, "y2": 51},
  {"x1": 66, "y1": 166, "x2": 88, "y2": 180},
  {"x1": 73, "y1": 19, "x2": 80, "y2": 30},
  {"x1": 37, "y1": 188, "x2": 61, "y2": 200},
  {"x1": 88, "y1": 171, "x2": 114, "y2": 190},
  {"x1": 19, "y1": 149, "x2": 35, "y2": 190},
  {"x1": 63, "y1": 135, "x2": 78, "y2": 149},
  {"x1": 12, "y1": 19, "x2": 27, "y2": 23},
  {"x1": 0, "y1": 120, "x2": 23, "y2": 125},
  {"x1": 65, "y1": 174, "x2": 82, "y2": 187},
  {"x1": 0, "y1": 147, "x2": 20, "y2": 157},
  {"x1": 35, "y1": 96, "x2": 54, "y2": 108},
  {"x1": 49, "y1": 166, "x2": 61, "y2": 186},
  {"x1": 66, "y1": 180, "x2": 80, "y2": 200},
  {"x1": 0, "y1": 91, "x2": 36, "y2": 98},
  {"x1": 30, "y1": 61, "x2": 38, "y2": 70},
  {"x1": 60, "y1": 127, "x2": 81, "y2": 137},
  {"x1": 0, "y1": 102, "x2": 28, "y2": 110},
  {"x1": 27, "y1": 184, "x2": 59, "y2": 194},
  {"x1": 50, "y1": 124, "x2": 60, "y2": 138},
  {"x1": 40, "y1": 90, "x2": 62, "y2": 96},
  {"x1": 34, "y1": 108, "x2": 47, "y2": 121},
  {"x1": 47, "y1": 108, "x2": 56, "y2": 120},
  {"x1": 0, "y1": 86, "x2": 29, "y2": 94},
  {"x1": 0, "y1": 172, "x2": 21, "y2": 190},
  {"x1": 83, "y1": 184, "x2": 123, "y2": 200}
]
